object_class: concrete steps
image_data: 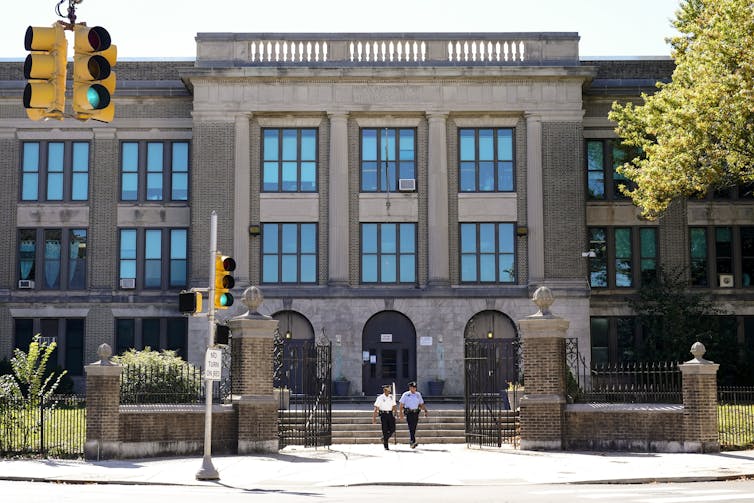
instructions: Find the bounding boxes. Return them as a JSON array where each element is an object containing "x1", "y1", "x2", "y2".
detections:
[{"x1": 331, "y1": 408, "x2": 468, "y2": 444}]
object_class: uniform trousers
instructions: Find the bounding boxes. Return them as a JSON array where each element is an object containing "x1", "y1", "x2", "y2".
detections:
[
  {"x1": 379, "y1": 411, "x2": 396, "y2": 447},
  {"x1": 404, "y1": 410, "x2": 420, "y2": 443}
]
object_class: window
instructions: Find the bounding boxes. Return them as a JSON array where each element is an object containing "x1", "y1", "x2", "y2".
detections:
[
  {"x1": 460, "y1": 223, "x2": 515, "y2": 283},
  {"x1": 115, "y1": 317, "x2": 187, "y2": 359},
  {"x1": 590, "y1": 317, "x2": 640, "y2": 364},
  {"x1": 361, "y1": 223, "x2": 416, "y2": 283},
  {"x1": 588, "y1": 227, "x2": 657, "y2": 288},
  {"x1": 17, "y1": 228, "x2": 87, "y2": 290},
  {"x1": 360, "y1": 128, "x2": 416, "y2": 192},
  {"x1": 690, "y1": 226, "x2": 754, "y2": 288},
  {"x1": 459, "y1": 128, "x2": 514, "y2": 192},
  {"x1": 119, "y1": 228, "x2": 187, "y2": 289},
  {"x1": 262, "y1": 129, "x2": 317, "y2": 192},
  {"x1": 21, "y1": 141, "x2": 89, "y2": 202},
  {"x1": 14, "y1": 318, "x2": 85, "y2": 376},
  {"x1": 120, "y1": 141, "x2": 190, "y2": 201},
  {"x1": 261, "y1": 223, "x2": 317, "y2": 284},
  {"x1": 585, "y1": 139, "x2": 637, "y2": 200}
]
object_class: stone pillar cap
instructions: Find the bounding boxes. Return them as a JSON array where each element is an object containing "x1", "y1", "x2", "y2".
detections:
[
  {"x1": 526, "y1": 286, "x2": 560, "y2": 318},
  {"x1": 684, "y1": 341, "x2": 715, "y2": 364},
  {"x1": 232, "y1": 286, "x2": 272, "y2": 320},
  {"x1": 90, "y1": 343, "x2": 115, "y2": 366}
]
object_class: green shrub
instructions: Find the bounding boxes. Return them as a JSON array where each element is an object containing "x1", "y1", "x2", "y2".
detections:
[{"x1": 115, "y1": 347, "x2": 202, "y2": 404}]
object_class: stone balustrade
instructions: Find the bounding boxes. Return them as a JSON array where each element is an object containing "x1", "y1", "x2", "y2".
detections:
[{"x1": 195, "y1": 33, "x2": 580, "y2": 66}]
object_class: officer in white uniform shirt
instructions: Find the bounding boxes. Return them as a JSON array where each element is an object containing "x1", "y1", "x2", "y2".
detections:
[
  {"x1": 399, "y1": 381, "x2": 428, "y2": 448},
  {"x1": 372, "y1": 384, "x2": 396, "y2": 450}
]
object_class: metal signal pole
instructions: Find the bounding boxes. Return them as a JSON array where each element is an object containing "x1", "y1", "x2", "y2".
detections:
[{"x1": 196, "y1": 211, "x2": 219, "y2": 480}]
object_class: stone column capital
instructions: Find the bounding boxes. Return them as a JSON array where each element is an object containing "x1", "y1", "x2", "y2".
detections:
[{"x1": 426, "y1": 111, "x2": 449, "y2": 121}]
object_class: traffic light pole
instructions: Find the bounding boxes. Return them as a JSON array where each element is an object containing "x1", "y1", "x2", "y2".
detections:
[{"x1": 196, "y1": 211, "x2": 219, "y2": 481}]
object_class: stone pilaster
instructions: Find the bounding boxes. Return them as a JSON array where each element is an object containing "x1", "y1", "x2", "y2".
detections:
[
  {"x1": 84, "y1": 343, "x2": 122, "y2": 460},
  {"x1": 228, "y1": 286, "x2": 279, "y2": 453},
  {"x1": 517, "y1": 287, "x2": 569, "y2": 450},
  {"x1": 427, "y1": 111, "x2": 450, "y2": 286},
  {"x1": 679, "y1": 342, "x2": 720, "y2": 453},
  {"x1": 328, "y1": 112, "x2": 349, "y2": 286}
]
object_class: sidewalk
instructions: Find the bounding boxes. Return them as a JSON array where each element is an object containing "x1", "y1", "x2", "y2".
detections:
[{"x1": 2, "y1": 444, "x2": 754, "y2": 489}]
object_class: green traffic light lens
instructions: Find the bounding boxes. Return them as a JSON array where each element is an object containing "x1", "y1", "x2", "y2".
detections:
[
  {"x1": 220, "y1": 293, "x2": 234, "y2": 307},
  {"x1": 86, "y1": 87, "x2": 101, "y2": 108}
]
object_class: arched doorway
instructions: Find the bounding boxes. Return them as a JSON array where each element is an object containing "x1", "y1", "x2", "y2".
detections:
[
  {"x1": 464, "y1": 310, "x2": 519, "y2": 384},
  {"x1": 362, "y1": 311, "x2": 416, "y2": 396},
  {"x1": 272, "y1": 310, "x2": 315, "y2": 394}
]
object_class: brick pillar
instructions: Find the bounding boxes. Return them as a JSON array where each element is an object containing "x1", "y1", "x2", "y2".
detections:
[
  {"x1": 517, "y1": 286, "x2": 569, "y2": 450},
  {"x1": 228, "y1": 286, "x2": 279, "y2": 454},
  {"x1": 679, "y1": 342, "x2": 720, "y2": 453},
  {"x1": 84, "y1": 343, "x2": 122, "y2": 460}
]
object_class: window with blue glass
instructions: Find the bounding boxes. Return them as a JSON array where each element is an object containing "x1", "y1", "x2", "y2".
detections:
[
  {"x1": 262, "y1": 129, "x2": 317, "y2": 192},
  {"x1": 21, "y1": 141, "x2": 89, "y2": 202},
  {"x1": 120, "y1": 141, "x2": 190, "y2": 201},
  {"x1": 360, "y1": 128, "x2": 416, "y2": 192},
  {"x1": 586, "y1": 139, "x2": 637, "y2": 200},
  {"x1": 689, "y1": 226, "x2": 754, "y2": 288},
  {"x1": 458, "y1": 128, "x2": 514, "y2": 192},
  {"x1": 262, "y1": 223, "x2": 317, "y2": 283},
  {"x1": 460, "y1": 223, "x2": 515, "y2": 283},
  {"x1": 361, "y1": 223, "x2": 416, "y2": 284},
  {"x1": 17, "y1": 228, "x2": 87, "y2": 290},
  {"x1": 119, "y1": 228, "x2": 187, "y2": 289},
  {"x1": 588, "y1": 227, "x2": 657, "y2": 288}
]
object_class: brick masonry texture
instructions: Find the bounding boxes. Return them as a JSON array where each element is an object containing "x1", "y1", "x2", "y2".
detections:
[
  {"x1": 119, "y1": 408, "x2": 238, "y2": 455},
  {"x1": 522, "y1": 337, "x2": 566, "y2": 395},
  {"x1": 237, "y1": 402, "x2": 278, "y2": 443},
  {"x1": 86, "y1": 374, "x2": 121, "y2": 443},
  {"x1": 542, "y1": 122, "x2": 586, "y2": 280},
  {"x1": 520, "y1": 402, "x2": 564, "y2": 441},
  {"x1": 231, "y1": 337, "x2": 274, "y2": 395},
  {"x1": 565, "y1": 409, "x2": 682, "y2": 450}
]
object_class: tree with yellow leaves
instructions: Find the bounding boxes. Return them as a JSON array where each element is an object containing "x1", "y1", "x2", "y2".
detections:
[{"x1": 610, "y1": 0, "x2": 754, "y2": 218}]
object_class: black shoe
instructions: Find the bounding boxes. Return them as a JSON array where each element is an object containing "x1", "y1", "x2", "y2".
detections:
[
  {"x1": 410, "y1": 442, "x2": 417, "y2": 449},
  {"x1": 384, "y1": 445, "x2": 389, "y2": 450}
]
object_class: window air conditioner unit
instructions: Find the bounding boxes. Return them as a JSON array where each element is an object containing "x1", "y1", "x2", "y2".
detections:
[
  {"x1": 398, "y1": 178, "x2": 416, "y2": 192},
  {"x1": 120, "y1": 278, "x2": 136, "y2": 289},
  {"x1": 718, "y1": 274, "x2": 734, "y2": 288},
  {"x1": 18, "y1": 279, "x2": 35, "y2": 289}
]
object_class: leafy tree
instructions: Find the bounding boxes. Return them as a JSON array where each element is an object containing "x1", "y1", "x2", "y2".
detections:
[
  {"x1": 609, "y1": 0, "x2": 754, "y2": 218},
  {"x1": 0, "y1": 334, "x2": 67, "y2": 402},
  {"x1": 628, "y1": 267, "x2": 740, "y2": 381}
]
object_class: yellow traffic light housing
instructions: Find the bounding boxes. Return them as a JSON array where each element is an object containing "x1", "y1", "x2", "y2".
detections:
[
  {"x1": 73, "y1": 24, "x2": 116, "y2": 122},
  {"x1": 214, "y1": 254, "x2": 236, "y2": 309},
  {"x1": 23, "y1": 24, "x2": 67, "y2": 121}
]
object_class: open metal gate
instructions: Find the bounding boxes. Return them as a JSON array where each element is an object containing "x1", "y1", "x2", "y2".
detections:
[
  {"x1": 274, "y1": 333, "x2": 332, "y2": 448},
  {"x1": 465, "y1": 338, "x2": 520, "y2": 448}
]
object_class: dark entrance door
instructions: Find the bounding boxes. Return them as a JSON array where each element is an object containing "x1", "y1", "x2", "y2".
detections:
[{"x1": 362, "y1": 311, "x2": 416, "y2": 396}]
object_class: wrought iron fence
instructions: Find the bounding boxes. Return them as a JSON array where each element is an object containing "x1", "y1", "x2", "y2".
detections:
[
  {"x1": 120, "y1": 358, "x2": 231, "y2": 405},
  {"x1": 0, "y1": 394, "x2": 86, "y2": 458},
  {"x1": 566, "y1": 338, "x2": 682, "y2": 404},
  {"x1": 718, "y1": 386, "x2": 754, "y2": 450}
]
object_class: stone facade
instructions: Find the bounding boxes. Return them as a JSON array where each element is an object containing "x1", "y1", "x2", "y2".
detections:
[{"x1": 0, "y1": 32, "x2": 746, "y2": 400}]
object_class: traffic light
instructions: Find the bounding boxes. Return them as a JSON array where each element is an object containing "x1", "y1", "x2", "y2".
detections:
[
  {"x1": 215, "y1": 324, "x2": 230, "y2": 346},
  {"x1": 214, "y1": 254, "x2": 236, "y2": 309},
  {"x1": 72, "y1": 24, "x2": 116, "y2": 122},
  {"x1": 178, "y1": 291, "x2": 202, "y2": 315},
  {"x1": 23, "y1": 24, "x2": 67, "y2": 121}
]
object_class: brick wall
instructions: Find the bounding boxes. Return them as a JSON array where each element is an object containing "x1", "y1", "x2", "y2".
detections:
[
  {"x1": 119, "y1": 406, "x2": 238, "y2": 457},
  {"x1": 565, "y1": 406, "x2": 683, "y2": 451},
  {"x1": 236, "y1": 402, "x2": 278, "y2": 449},
  {"x1": 522, "y1": 337, "x2": 566, "y2": 395}
]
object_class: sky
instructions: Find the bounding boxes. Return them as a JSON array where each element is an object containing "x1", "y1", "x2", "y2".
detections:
[{"x1": 4, "y1": 0, "x2": 682, "y2": 60}]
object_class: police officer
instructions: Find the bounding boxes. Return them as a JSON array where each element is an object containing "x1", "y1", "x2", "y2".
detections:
[
  {"x1": 372, "y1": 384, "x2": 396, "y2": 450},
  {"x1": 398, "y1": 381, "x2": 428, "y2": 448}
]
